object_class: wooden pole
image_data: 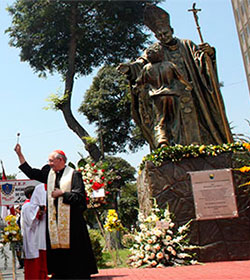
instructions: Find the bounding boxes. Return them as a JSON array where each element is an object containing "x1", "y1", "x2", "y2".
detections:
[{"x1": 11, "y1": 246, "x2": 16, "y2": 280}]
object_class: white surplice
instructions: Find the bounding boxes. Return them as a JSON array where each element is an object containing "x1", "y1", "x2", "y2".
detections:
[{"x1": 21, "y1": 183, "x2": 47, "y2": 259}]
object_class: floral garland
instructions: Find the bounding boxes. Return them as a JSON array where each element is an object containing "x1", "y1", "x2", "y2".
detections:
[
  {"x1": 79, "y1": 161, "x2": 115, "y2": 207},
  {"x1": 128, "y1": 201, "x2": 197, "y2": 268},
  {"x1": 139, "y1": 142, "x2": 248, "y2": 172}
]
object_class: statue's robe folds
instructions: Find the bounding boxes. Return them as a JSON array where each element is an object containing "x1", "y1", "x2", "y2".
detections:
[{"x1": 127, "y1": 38, "x2": 232, "y2": 149}]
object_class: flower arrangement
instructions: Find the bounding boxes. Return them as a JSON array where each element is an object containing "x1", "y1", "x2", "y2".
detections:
[
  {"x1": 79, "y1": 161, "x2": 115, "y2": 207},
  {"x1": 128, "y1": 201, "x2": 197, "y2": 268},
  {"x1": 0, "y1": 215, "x2": 22, "y2": 270},
  {"x1": 234, "y1": 142, "x2": 250, "y2": 187},
  {"x1": 104, "y1": 209, "x2": 124, "y2": 266},
  {"x1": 1, "y1": 215, "x2": 22, "y2": 245},
  {"x1": 104, "y1": 209, "x2": 124, "y2": 232},
  {"x1": 139, "y1": 142, "x2": 247, "y2": 172}
]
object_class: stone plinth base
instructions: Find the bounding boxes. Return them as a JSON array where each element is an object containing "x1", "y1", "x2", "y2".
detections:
[{"x1": 137, "y1": 153, "x2": 250, "y2": 262}]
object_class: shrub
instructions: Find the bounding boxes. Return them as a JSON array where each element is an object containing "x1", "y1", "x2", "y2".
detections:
[{"x1": 89, "y1": 229, "x2": 104, "y2": 266}]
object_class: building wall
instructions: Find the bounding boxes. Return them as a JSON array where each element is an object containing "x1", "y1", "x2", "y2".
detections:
[{"x1": 231, "y1": 0, "x2": 250, "y2": 92}]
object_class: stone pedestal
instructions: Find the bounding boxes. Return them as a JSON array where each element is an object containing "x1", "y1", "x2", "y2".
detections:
[{"x1": 137, "y1": 153, "x2": 250, "y2": 262}]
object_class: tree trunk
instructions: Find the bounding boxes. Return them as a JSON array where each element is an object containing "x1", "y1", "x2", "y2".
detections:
[{"x1": 59, "y1": 2, "x2": 101, "y2": 162}]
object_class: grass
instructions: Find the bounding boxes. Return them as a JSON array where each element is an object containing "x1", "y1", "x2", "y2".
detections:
[{"x1": 98, "y1": 248, "x2": 131, "y2": 269}]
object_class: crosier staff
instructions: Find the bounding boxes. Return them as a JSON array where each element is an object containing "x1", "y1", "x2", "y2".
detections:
[{"x1": 188, "y1": 3, "x2": 233, "y2": 144}]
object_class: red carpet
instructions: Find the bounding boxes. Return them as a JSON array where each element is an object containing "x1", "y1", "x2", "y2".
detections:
[{"x1": 92, "y1": 260, "x2": 250, "y2": 280}]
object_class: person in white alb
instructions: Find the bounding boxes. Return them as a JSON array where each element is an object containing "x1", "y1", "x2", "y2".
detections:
[{"x1": 21, "y1": 183, "x2": 47, "y2": 279}]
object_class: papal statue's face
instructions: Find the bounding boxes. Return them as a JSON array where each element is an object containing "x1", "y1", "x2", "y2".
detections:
[{"x1": 154, "y1": 25, "x2": 173, "y2": 44}]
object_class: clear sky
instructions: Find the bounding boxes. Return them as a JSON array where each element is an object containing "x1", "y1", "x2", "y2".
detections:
[{"x1": 0, "y1": 0, "x2": 249, "y2": 178}]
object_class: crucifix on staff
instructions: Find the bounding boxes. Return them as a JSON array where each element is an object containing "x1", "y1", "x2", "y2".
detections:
[{"x1": 188, "y1": 2, "x2": 233, "y2": 144}]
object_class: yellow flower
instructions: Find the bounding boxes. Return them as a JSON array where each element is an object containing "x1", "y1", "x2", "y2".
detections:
[
  {"x1": 238, "y1": 166, "x2": 250, "y2": 173},
  {"x1": 104, "y1": 209, "x2": 124, "y2": 232},
  {"x1": 199, "y1": 145, "x2": 206, "y2": 153},
  {"x1": 243, "y1": 142, "x2": 250, "y2": 151}
]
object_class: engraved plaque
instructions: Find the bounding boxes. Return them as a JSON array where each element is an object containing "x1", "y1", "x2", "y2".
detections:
[{"x1": 189, "y1": 169, "x2": 238, "y2": 220}]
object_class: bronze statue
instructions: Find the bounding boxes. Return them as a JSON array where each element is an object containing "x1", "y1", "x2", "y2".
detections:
[{"x1": 117, "y1": 5, "x2": 233, "y2": 150}]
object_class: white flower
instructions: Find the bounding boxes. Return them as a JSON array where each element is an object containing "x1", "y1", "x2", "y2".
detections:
[
  {"x1": 174, "y1": 259, "x2": 185, "y2": 264},
  {"x1": 162, "y1": 239, "x2": 170, "y2": 246},
  {"x1": 151, "y1": 235, "x2": 157, "y2": 243},
  {"x1": 171, "y1": 249, "x2": 176, "y2": 256},
  {"x1": 150, "y1": 214, "x2": 159, "y2": 222},
  {"x1": 139, "y1": 223, "x2": 146, "y2": 230},
  {"x1": 156, "y1": 264, "x2": 165, "y2": 268},
  {"x1": 178, "y1": 224, "x2": 188, "y2": 234},
  {"x1": 139, "y1": 252, "x2": 144, "y2": 259},
  {"x1": 154, "y1": 244, "x2": 161, "y2": 251},
  {"x1": 139, "y1": 244, "x2": 144, "y2": 251},
  {"x1": 167, "y1": 246, "x2": 173, "y2": 252},
  {"x1": 166, "y1": 235, "x2": 172, "y2": 241},
  {"x1": 156, "y1": 252, "x2": 164, "y2": 259},
  {"x1": 138, "y1": 213, "x2": 145, "y2": 222},
  {"x1": 172, "y1": 236, "x2": 183, "y2": 243},
  {"x1": 167, "y1": 229, "x2": 173, "y2": 235},
  {"x1": 151, "y1": 260, "x2": 157, "y2": 267},
  {"x1": 98, "y1": 169, "x2": 103, "y2": 175},
  {"x1": 177, "y1": 253, "x2": 190, "y2": 259},
  {"x1": 145, "y1": 244, "x2": 151, "y2": 251},
  {"x1": 149, "y1": 252, "x2": 155, "y2": 259},
  {"x1": 136, "y1": 260, "x2": 143, "y2": 267},
  {"x1": 86, "y1": 172, "x2": 92, "y2": 178},
  {"x1": 135, "y1": 236, "x2": 142, "y2": 243},
  {"x1": 152, "y1": 228, "x2": 163, "y2": 237}
]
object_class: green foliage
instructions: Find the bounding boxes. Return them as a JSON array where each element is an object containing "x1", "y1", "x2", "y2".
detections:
[
  {"x1": 0, "y1": 173, "x2": 16, "y2": 180},
  {"x1": 118, "y1": 183, "x2": 139, "y2": 230},
  {"x1": 6, "y1": 0, "x2": 161, "y2": 78},
  {"x1": 79, "y1": 65, "x2": 146, "y2": 154},
  {"x1": 43, "y1": 89, "x2": 69, "y2": 110},
  {"x1": 82, "y1": 136, "x2": 97, "y2": 145},
  {"x1": 232, "y1": 119, "x2": 250, "y2": 143},
  {"x1": 232, "y1": 151, "x2": 250, "y2": 169},
  {"x1": 104, "y1": 156, "x2": 136, "y2": 185},
  {"x1": 88, "y1": 229, "x2": 104, "y2": 266}
]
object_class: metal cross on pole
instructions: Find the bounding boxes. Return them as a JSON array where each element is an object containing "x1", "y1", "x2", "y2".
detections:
[
  {"x1": 188, "y1": 3, "x2": 233, "y2": 144},
  {"x1": 188, "y1": 3, "x2": 204, "y2": 43}
]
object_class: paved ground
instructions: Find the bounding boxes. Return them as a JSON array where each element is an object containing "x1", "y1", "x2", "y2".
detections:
[{"x1": 1, "y1": 260, "x2": 250, "y2": 280}]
